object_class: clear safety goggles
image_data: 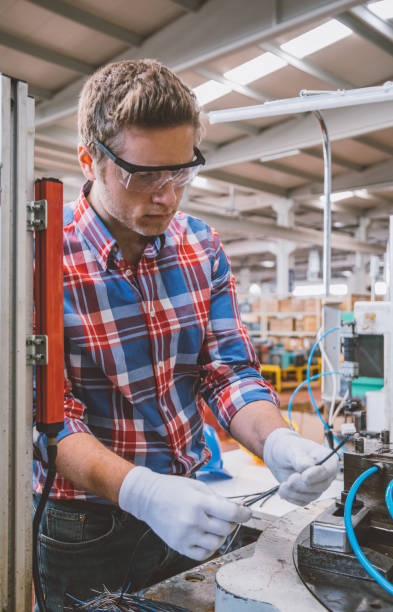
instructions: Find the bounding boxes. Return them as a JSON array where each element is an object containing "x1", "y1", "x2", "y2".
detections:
[{"x1": 94, "y1": 141, "x2": 206, "y2": 193}]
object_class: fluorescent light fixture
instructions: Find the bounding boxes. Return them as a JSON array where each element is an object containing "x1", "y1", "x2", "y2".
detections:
[
  {"x1": 330, "y1": 283, "x2": 348, "y2": 296},
  {"x1": 280, "y1": 19, "x2": 352, "y2": 58},
  {"x1": 224, "y1": 52, "x2": 287, "y2": 86},
  {"x1": 208, "y1": 82, "x2": 393, "y2": 124},
  {"x1": 293, "y1": 283, "x2": 347, "y2": 296},
  {"x1": 293, "y1": 283, "x2": 325, "y2": 296},
  {"x1": 375, "y1": 280, "x2": 387, "y2": 295},
  {"x1": 260, "y1": 149, "x2": 300, "y2": 162},
  {"x1": 249, "y1": 283, "x2": 262, "y2": 296},
  {"x1": 334, "y1": 221, "x2": 345, "y2": 228},
  {"x1": 191, "y1": 177, "x2": 212, "y2": 190},
  {"x1": 320, "y1": 190, "x2": 353, "y2": 203},
  {"x1": 342, "y1": 270, "x2": 352, "y2": 277},
  {"x1": 368, "y1": 1, "x2": 393, "y2": 20},
  {"x1": 193, "y1": 80, "x2": 232, "y2": 106},
  {"x1": 261, "y1": 260, "x2": 275, "y2": 268}
]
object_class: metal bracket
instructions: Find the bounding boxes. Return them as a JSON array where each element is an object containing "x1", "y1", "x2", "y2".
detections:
[
  {"x1": 26, "y1": 199, "x2": 47, "y2": 231},
  {"x1": 26, "y1": 335, "x2": 48, "y2": 365}
]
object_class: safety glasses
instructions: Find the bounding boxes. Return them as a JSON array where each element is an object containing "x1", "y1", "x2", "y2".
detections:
[{"x1": 94, "y1": 141, "x2": 205, "y2": 193}]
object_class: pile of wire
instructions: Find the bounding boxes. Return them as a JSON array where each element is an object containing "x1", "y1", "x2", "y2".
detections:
[{"x1": 66, "y1": 588, "x2": 191, "y2": 611}]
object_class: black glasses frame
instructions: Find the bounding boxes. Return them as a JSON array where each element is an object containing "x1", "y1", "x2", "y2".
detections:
[{"x1": 94, "y1": 141, "x2": 206, "y2": 173}]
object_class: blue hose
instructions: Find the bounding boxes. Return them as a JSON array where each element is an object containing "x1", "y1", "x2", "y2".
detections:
[
  {"x1": 344, "y1": 465, "x2": 393, "y2": 596},
  {"x1": 386, "y1": 479, "x2": 393, "y2": 521},
  {"x1": 306, "y1": 327, "x2": 344, "y2": 447},
  {"x1": 287, "y1": 371, "x2": 339, "y2": 431}
]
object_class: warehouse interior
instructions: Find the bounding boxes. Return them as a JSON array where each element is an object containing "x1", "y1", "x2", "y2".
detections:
[{"x1": 1, "y1": 0, "x2": 393, "y2": 610}]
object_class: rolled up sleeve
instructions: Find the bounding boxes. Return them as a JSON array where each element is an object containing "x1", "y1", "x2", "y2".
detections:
[{"x1": 198, "y1": 231, "x2": 279, "y2": 431}]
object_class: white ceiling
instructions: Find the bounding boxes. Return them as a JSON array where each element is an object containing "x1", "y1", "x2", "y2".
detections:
[{"x1": 1, "y1": 0, "x2": 392, "y2": 283}]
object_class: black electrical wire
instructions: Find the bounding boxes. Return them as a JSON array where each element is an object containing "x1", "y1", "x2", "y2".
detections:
[{"x1": 33, "y1": 436, "x2": 58, "y2": 612}]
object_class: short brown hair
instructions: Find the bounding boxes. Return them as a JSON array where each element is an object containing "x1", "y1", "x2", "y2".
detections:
[{"x1": 78, "y1": 59, "x2": 201, "y2": 165}]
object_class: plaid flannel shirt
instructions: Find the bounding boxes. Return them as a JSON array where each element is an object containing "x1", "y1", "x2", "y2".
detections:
[{"x1": 33, "y1": 183, "x2": 279, "y2": 502}]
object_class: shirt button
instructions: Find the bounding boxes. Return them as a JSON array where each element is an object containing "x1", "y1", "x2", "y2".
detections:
[
  {"x1": 125, "y1": 269, "x2": 132, "y2": 276},
  {"x1": 150, "y1": 309, "x2": 155, "y2": 317}
]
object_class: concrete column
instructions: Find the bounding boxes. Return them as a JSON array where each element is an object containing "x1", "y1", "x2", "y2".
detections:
[
  {"x1": 272, "y1": 200, "x2": 296, "y2": 296},
  {"x1": 349, "y1": 218, "x2": 370, "y2": 294}
]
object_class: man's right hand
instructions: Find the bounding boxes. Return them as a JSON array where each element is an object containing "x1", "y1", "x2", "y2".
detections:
[{"x1": 119, "y1": 466, "x2": 251, "y2": 561}]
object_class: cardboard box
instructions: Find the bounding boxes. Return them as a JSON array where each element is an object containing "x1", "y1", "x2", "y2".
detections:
[
  {"x1": 278, "y1": 298, "x2": 305, "y2": 312},
  {"x1": 303, "y1": 315, "x2": 317, "y2": 332},
  {"x1": 268, "y1": 317, "x2": 294, "y2": 332},
  {"x1": 304, "y1": 298, "x2": 319, "y2": 313},
  {"x1": 265, "y1": 299, "x2": 278, "y2": 312}
]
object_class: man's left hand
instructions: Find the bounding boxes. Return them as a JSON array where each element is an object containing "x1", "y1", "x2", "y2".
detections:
[{"x1": 263, "y1": 428, "x2": 339, "y2": 506}]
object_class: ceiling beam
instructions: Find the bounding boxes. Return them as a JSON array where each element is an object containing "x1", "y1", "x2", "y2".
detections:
[
  {"x1": 290, "y1": 158, "x2": 393, "y2": 199},
  {"x1": 27, "y1": 0, "x2": 143, "y2": 45},
  {"x1": 354, "y1": 135, "x2": 393, "y2": 156},
  {"x1": 350, "y1": 5, "x2": 393, "y2": 44},
  {"x1": 256, "y1": 159, "x2": 320, "y2": 182},
  {"x1": 336, "y1": 11, "x2": 393, "y2": 57},
  {"x1": 195, "y1": 67, "x2": 269, "y2": 103},
  {"x1": 170, "y1": 0, "x2": 204, "y2": 10},
  {"x1": 205, "y1": 100, "x2": 393, "y2": 170},
  {"x1": 302, "y1": 147, "x2": 364, "y2": 171},
  {"x1": 28, "y1": 85, "x2": 53, "y2": 101},
  {"x1": 34, "y1": 0, "x2": 364, "y2": 127},
  {"x1": 182, "y1": 205, "x2": 385, "y2": 255},
  {"x1": 260, "y1": 41, "x2": 353, "y2": 89},
  {"x1": 202, "y1": 169, "x2": 287, "y2": 196},
  {"x1": 0, "y1": 31, "x2": 94, "y2": 74}
]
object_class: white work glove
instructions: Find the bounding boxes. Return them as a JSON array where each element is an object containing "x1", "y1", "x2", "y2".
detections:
[
  {"x1": 119, "y1": 467, "x2": 251, "y2": 561},
  {"x1": 263, "y1": 428, "x2": 338, "y2": 506}
]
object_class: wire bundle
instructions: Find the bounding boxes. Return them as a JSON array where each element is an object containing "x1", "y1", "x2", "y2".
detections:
[{"x1": 66, "y1": 589, "x2": 191, "y2": 611}]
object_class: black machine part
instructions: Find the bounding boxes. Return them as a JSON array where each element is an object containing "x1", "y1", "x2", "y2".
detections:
[{"x1": 294, "y1": 448, "x2": 393, "y2": 611}]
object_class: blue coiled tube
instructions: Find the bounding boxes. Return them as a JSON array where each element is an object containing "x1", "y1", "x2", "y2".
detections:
[
  {"x1": 287, "y1": 371, "x2": 339, "y2": 431},
  {"x1": 344, "y1": 465, "x2": 393, "y2": 596}
]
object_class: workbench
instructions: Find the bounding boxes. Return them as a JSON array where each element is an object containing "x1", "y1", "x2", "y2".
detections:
[{"x1": 143, "y1": 449, "x2": 343, "y2": 611}]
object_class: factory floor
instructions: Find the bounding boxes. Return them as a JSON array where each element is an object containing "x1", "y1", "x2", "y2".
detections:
[{"x1": 206, "y1": 379, "x2": 324, "y2": 452}]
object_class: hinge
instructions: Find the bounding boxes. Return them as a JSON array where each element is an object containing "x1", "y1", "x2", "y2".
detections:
[
  {"x1": 27, "y1": 199, "x2": 47, "y2": 231},
  {"x1": 26, "y1": 335, "x2": 48, "y2": 365}
]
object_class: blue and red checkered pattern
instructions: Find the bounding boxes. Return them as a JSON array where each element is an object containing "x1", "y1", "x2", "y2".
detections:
[{"x1": 33, "y1": 183, "x2": 279, "y2": 502}]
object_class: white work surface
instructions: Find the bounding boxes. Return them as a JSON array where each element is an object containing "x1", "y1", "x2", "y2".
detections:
[{"x1": 197, "y1": 447, "x2": 343, "y2": 519}]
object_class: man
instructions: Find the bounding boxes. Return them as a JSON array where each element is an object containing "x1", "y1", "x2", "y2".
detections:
[{"x1": 33, "y1": 59, "x2": 337, "y2": 610}]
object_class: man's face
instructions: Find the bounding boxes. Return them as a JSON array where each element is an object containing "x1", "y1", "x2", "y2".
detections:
[{"x1": 92, "y1": 124, "x2": 196, "y2": 238}]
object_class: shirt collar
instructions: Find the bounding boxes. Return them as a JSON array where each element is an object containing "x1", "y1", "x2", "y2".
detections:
[
  {"x1": 74, "y1": 182, "x2": 117, "y2": 270},
  {"x1": 74, "y1": 182, "x2": 166, "y2": 269}
]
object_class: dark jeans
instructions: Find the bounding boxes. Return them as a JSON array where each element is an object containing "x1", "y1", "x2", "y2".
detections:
[{"x1": 33, "y1": 494, "x2": 198, "y2": 612}]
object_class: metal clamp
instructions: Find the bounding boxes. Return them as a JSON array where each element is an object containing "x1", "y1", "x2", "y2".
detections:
[
  {"x1": 27, "y1": 199, "x2": 47, "y2": 231},
  {"x1": 26, "y1": 335, "x2": 48, "y2": 365}
]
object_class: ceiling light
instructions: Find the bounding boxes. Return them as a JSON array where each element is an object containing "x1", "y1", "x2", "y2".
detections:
[
  {"x1": 193, "y1": 80, "x2": 232, "y2": 106},
  {"x1": 342, "y1": 270, "x2": 352, "y2": 277},
  {"x1": 353, "y1": 189, "x2": 371, "y2": 199},
  {"x1": 320, "y1": 190, "x2": 353, "y2": 203},
  {"x1": 330, "y1": 283, "x2": 348, "y2": 296},
  {"x1": 280, "y1": 19, "x2": 352, "y2": 58},
  {"x1": 368, "y1": 1, "x2": 393, "y2": 19},
  {"x1": 249, "y1": 283, "x2": 262, "y2": 296},
  {"x1": 208, "y1": 82, "x2": 393, "y2": 124},
  {"x1": 292, "y1": 283, "x2": 347, "y2": 296},
  {"x1": 261, "y1": 260, "x2": 275, "y2": 268},
  {"x1": 224, "y1": 52, "x2": 287, "y2": 86},
  {"x1": 334, "y1": 221, "x2": 345, "y2": 228},
  {"x1": 260, "y1": 149, "x2": 300, "y2": 162},
  {"x1": 191, "y1": 176, "x2": 209, "y2": 189}
]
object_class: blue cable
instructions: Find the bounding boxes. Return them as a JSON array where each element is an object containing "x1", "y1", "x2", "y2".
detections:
[
  {"x1": 385, "y1": 479, "x2": 393, "y2": 521},
  {"x1": 306, "y1": 327, "x2": 344, "y2": 447},
  {"x1": 344, "y1": 465, "x2": 393, "y2": 596},
  {"x1": 287, "y1": 371, "x2": 339, "y2": 431}
]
